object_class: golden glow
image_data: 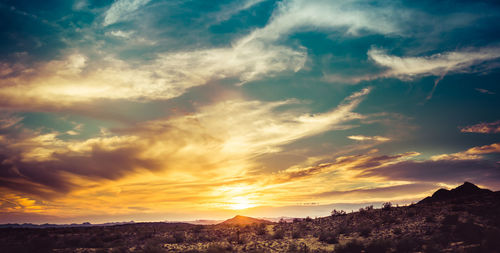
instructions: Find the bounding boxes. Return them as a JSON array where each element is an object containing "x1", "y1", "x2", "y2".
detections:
[{"x1": 228, "y1": 196, "x2": 256, "y2": 210}]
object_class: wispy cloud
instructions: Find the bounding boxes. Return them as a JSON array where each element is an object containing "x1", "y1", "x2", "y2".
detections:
[
  {"x1": 475, "y1": 88, "x2": 495, "y2": 95},
  {"x1": 460, "y1": 120, "x2": 500, "y2": 134},
  {"x1": 246, "y1": 0, "x2": 401, "y2": 42},
  {"x1": 214, "y1": 0, "x2": 268, "y2": 22},
  {"x1": 103, "y1": 0, "x2": 152, "y2": 26},
  {"x1": 348, "y1": 135, "x2": 390, "y2": 142},
  {"x1": 368, "y1": 47, "x2": 500, "y2": 100},
  {"x1": 368, "y1": 47, "x2": 500, "y2": 79},
  {"x1": 0, "y1": 38, "x2": 307, "y2": 108},
  {"x1": 430, "y1": 143, "x2": 500, "y2": 161}
]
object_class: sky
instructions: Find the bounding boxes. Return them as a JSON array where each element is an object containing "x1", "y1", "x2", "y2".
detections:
[{"x1": 1, "y1": 0, "x2": 500, "y2": 224}]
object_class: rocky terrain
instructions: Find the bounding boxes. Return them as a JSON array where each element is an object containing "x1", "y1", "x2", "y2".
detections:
[{"x1": 1, "y1": 182, "x2": 499, "y2": 252}]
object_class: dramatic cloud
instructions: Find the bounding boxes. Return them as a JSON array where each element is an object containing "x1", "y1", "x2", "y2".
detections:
[
  {"x1": 0, "y1": 89, "x2": 370, "y2": 215},
  {"x1": 2, "y1": 0, "x2": 500, "y2": 223},
  {"x1": 460, "y1": 120, "x2": 500, "y2": 134}
]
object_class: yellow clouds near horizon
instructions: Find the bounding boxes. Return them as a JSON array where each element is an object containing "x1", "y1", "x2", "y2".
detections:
[{"x1": 0, "y1": 89, "x2": 374, "y2": 220}]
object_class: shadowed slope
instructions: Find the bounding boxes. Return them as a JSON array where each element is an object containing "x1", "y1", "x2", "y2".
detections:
[{"x1": 419, "y1": 182, "x2": 493, "y2": 204}]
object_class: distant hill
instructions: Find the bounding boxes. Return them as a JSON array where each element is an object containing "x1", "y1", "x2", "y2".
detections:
[
  {"x1": 419, "y1": 181, "x2": 494, "y2": 204},
  {"x1": 220, "y1": 215, "x2": 274, "y2": 225}
]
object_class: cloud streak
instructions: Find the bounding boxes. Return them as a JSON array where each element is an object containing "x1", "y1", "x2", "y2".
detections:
[
  {"x1": 368, "y1": 47, "x2": 500, "y2": 79},
  {"x1": 348, "y1": 135, "x2": 390, "y2": 142},
  {"x1": 460, "y1": 120, "x2": 500, "y2": 134}
]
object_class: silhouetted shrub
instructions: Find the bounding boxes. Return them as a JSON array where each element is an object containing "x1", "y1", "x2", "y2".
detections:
[
  {"x1": 382, "y1": 214, "x2": 396, "y2": 224},
  {"x1": 442, "y1": 214, "x2": 459, "y2": 226},
  {"x1": 425, "y1": 216, "x2": 435, "y2": 223},
  {"x1": 481, "y1": 229, "x2": 500, "y2": 251},
  {"x1": 407, "y1": 208, "x2": 417, "y2": 217},
  {"x1": 359, "y1": 225, "x2": 372, "y2": 237},
  {"x1": 111, "y1": 246, "x2": 129, "y2": 253},
  {"x1": 272, "y1": 229, "x2": 284, "y2": 239},
  {"x1": 393, "y1": 227, "x2": 402, "y2": 235},
  {"x1": 66, "y1": 236, "x2": 84, "y2": 248},
  {"x1": 28, "y1": 236, "x2": 54, "y2": 253},
  {"x1": 305, "y1": 216, "x2": 313, "y2": 222},
  {"x1": 87, "y1": 236, "x2": 105, "y2": 248},
  {"x1": 173, "y1": 232, "x2": 186, "y2": 243},
  {"x1": 292, "y1": 229, "x2": 302, "y2": 239},
  {"x1": 206, "y1": 244, "x2": 233, "y2": 253},
  {"x1": 140, "y1": 241, "x2": 164, "y2": 253},
  {"x1": 335, "y1": 240, "x2": 364, "y2": 253},
  {"x1": 382, "y1": 202, "x2": 392, "y2": 211},
  {"x1": 337, "y1": 222, "x2": 351, "y2": 235},
  {"x1": 318, "y1": 230, "x2": 338, "y2": 244},
  {"x1": 365, "y1": 239, "x2": 391, "y2": 253},
  {"x1": 395, "y1": 238, "x2": 421, "y2": 252},
  {"x1": 287, "y1": 242, "x2": 298, "y2": 252},
  {"x1": 331, "y1": 209, "x2": 346, "y2": 217},
  {"x1": 455, "y1": 221, "x2": 482, "y2": 243}
]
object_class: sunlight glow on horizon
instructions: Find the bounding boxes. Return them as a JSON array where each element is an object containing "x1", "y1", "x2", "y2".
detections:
[{"x1": 227, "y1": 196, "x2": 257, "y2": 210}]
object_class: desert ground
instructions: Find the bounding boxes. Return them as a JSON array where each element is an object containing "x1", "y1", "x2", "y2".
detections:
[{"x1": 1, "y1": 182, "x2": 500, "y2": 253}]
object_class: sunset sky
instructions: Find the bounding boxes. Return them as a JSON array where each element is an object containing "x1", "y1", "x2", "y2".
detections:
[{"x1": 1, "y1": 0, "x2": 500, "y2": 224}]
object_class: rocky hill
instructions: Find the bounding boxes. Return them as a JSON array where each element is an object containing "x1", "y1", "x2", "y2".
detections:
[
  {"x1": 220, "y1": 215, "x2": 274, "y2": 226},
  {"x1": 419, "y1": 181, "x2": 493, "y2": 204}
]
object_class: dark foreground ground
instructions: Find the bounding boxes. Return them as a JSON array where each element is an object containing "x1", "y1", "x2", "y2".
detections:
[{"x1": 1, "y1": 182, "x2": 500, "y2": 253}]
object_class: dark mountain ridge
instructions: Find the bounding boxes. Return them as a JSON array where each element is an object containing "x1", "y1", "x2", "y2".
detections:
[{"x1": 418, "y1": 181, "x2": 494, "y2": 204}]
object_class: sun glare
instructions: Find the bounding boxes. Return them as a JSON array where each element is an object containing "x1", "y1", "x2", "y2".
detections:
[{"x1": 228, "y1": 196, "x2": 255, "y2": 210}]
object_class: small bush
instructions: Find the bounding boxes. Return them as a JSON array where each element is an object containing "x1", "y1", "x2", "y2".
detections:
[
  {"x1": 382, "y1": 202, "x2": 392, "y2": 211},
  {"x1": 318, "y1": 230, "x2": 338, "y2": 244},
  {"x1": 335, "y1": 240, "x2": 364, "y2": 253},
  {"x1": 455, "y1": 221, "x2": 482, "y2": 243},
  {"x1": 140, "y1": 241, "x2": 165, "y2": 253},
  {"x1": 337, "y1": 222, "x2": 351, "y2": 235},
  {"x1": 272, "y1": 229, "x2": 284, "y2": 239},
  {"x1": 255, "y1": 223, "x2": 267, "y2": 236},
  {"x1": 206, "y1": 244, "x2": 233, "y2": 253},
  {"x1": 425, "y1": 216, "x2": 435, "y2": 223},
  {"x1": 359, "y1": 226, "x2": 372, "y2": 237},
  {"x1": 481, "y1": 229, "x2": 500, "y2": 251},
  {"x1": 365, "y1": 239, "x2": 391, "y2": 253},
  {"x1": 393, "y1": 227, "x2": 402, "y2": 235},
  {"x1": 331, "y1": 209, "x2": 347, "y2": 217},
  {"x1": 173, "y1": 232, "x2": 186, "y2": 243},
  {"x1": 395, "y1": 238, "x2": 421, "y2": 252},
  {"x1": 292, "y1": 230, "x2": 302, "y2": 239},
  {"x1": 442, "y1": 214, "x2": 459, "y2": 226}
]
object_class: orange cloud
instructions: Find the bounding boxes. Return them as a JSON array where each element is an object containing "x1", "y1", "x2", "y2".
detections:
[{"x1": 460, "y1": 120, "x2": 500, "y2": 134}]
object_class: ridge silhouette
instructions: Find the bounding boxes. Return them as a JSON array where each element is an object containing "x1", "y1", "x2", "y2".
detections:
[{"x1": 418, "y1": 181, "x2": 493, "y2": 204}]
